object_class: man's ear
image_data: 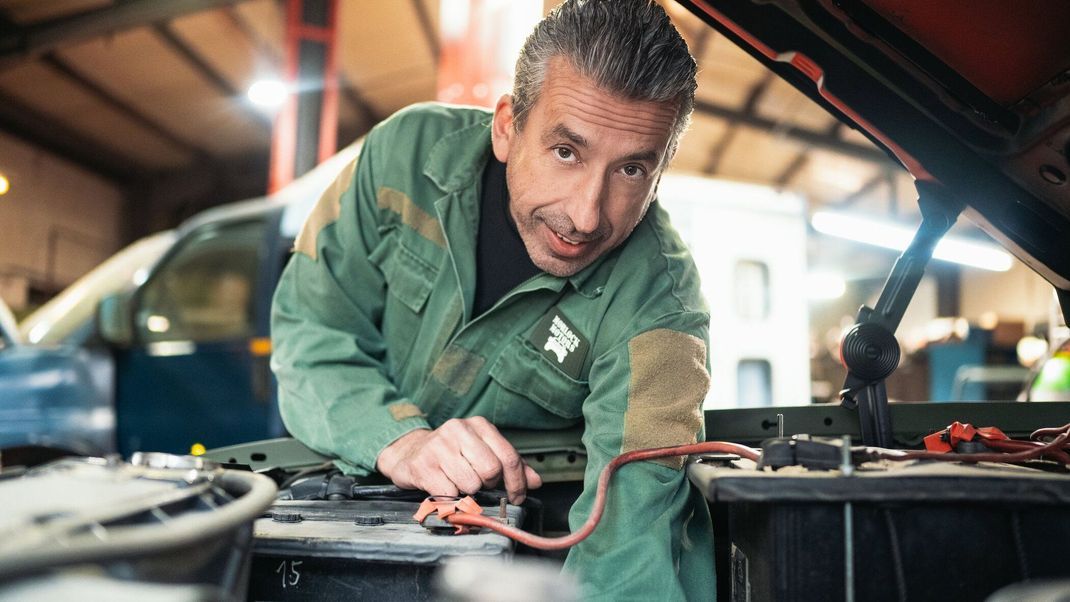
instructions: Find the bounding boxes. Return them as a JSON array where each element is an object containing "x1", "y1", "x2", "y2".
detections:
[{"x1": 490, "y1": 94, "x2": 514, "y2": 163}]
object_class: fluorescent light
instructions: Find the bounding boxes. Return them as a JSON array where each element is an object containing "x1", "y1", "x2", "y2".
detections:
[
  {"x1": 247, "y1": 79, "x2": 287, "y2": 110},
  {"x1": 811, "y1": 211, "x2": 1013, "y2": 272},
  {"x1": 807, "y1": 272, "x2": 846, "y2": 301}
]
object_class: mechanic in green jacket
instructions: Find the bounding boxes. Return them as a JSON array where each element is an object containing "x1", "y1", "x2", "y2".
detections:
[{"x1": 271, "y1": 1, "x2": 714, "y2": 598}]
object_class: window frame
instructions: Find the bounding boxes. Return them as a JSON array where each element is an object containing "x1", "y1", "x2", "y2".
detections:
[{"x1": 131, "y1": 217, "x2": 267, "y2": 345}]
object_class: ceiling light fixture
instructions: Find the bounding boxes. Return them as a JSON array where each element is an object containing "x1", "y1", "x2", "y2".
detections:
[
  {"x1": 0, "y1": 173, "x2": 9, "y2": 196},
  {"x1": 247, "y1": 79, "x2": 288, "y2": 110},
  {"x1": 811, "y1": 210, "x2": 1013, "y2": 272},
  {"x1": 807, "y1": 271, "x2": 847, "y2": 301}
]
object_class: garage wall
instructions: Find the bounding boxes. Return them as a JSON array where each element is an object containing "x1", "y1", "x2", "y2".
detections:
[
  {"x1": 959, "y1": 259, "x2": 1054, "y2": 331},
  {"x1": 0, "y1": 131, "x2": 123, "y2": 311}
]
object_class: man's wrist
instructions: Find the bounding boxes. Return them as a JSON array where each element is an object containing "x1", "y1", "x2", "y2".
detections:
[{"x1": 376, "y1": 427, "x2": 432, "y2": 476}]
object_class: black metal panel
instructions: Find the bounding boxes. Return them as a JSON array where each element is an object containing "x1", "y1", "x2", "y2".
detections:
[
  {"x1": 703, "y1": 402, "x2": 1070, "y2": 447},
  {"x1": 693, "y1": 461, "x2": 1070, "y2": 601}
]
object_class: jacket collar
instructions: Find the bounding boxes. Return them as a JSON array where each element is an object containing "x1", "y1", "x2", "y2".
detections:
[{"x1": 423, "y1": 115, "x2": 493, "y2": 193}]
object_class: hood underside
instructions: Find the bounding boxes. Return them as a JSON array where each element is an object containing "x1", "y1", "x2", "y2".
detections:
[{"x1": 679, "y1": 0, "x2": 1070, "y2": 293}]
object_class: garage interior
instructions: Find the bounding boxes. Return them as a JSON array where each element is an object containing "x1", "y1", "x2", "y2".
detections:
[
  {"x1": 0, "y1": 0, "x2": 1057, "y2": 409},
  {"x1": 1, "y1": 1, "x2": 1069, "y2": 600}
]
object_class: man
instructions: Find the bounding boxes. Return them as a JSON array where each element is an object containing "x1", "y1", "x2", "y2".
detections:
[{"x1": 271, "y1": 0, "x2": 714, "y2": 598}]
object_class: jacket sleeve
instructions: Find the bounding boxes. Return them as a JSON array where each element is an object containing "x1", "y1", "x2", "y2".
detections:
[
  {"x1": 563, "y1": 311, "x2": 716, "y2": 601},
  {"x1": 270, "y1": 123, "x2": 431, "y2": 475}
]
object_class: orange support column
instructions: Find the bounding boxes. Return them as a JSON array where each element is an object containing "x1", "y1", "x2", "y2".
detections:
[
  {"x1": 268, "y1": 0, "x2": 340, "y2": 193},
  {"x1": 436, "y1": 0, "x2": 541, "y2": 107}
]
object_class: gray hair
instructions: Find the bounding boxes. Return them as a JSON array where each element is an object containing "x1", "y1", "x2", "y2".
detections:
[{"x1": 511, "y1": 0, "x2": 698, "y2": 161}]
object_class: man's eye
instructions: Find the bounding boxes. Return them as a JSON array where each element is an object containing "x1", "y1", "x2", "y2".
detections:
[
  {"x1": 622, "y1": 164, "x2": 645, "y2": 178},
  {"x1": 554, "y1": 147, "x2": 574, "y2": 160}
]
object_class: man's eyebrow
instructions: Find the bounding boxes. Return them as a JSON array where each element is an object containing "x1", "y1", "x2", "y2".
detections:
[
  {"x1": 544, "y1": 124, "x2": 589, "y2": 148},
  {"x1": 620, "y1": 149, "x2": 660, "y2": 164}
]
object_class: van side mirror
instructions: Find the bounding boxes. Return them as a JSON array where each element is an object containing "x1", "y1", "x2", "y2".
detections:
[{"x1": 97, "y1": 292, "x2": 133, "y2": 346}]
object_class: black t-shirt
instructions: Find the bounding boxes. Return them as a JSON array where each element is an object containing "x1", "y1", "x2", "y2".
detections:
[{"x1": 473, "y1": 156, "x2": 541, "y2": 317}]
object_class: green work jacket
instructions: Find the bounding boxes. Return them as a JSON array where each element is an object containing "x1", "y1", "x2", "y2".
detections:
[{"x1": 271, "y1": 103, "x2": 715, "y2": 600}]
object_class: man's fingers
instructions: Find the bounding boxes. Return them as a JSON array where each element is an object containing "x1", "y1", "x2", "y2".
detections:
[
  {"x1": 380, "y1": 418, "x2": 536, "y2": 504},
  {"x1": 454, "y1": 428, "x2": 507, "y2": 488},
  {"x1": 438, "y1": 453, "x2": 485, "y2": 494},
  {"x1": 467, "y1": 418, "x2": 528, "y2": 503},
  {"x1": 523, "y1": 463, "x2": 543, "y2": 490},
  {"x1": 410, "y1": 462, "x2": 460, "y2": 498}
]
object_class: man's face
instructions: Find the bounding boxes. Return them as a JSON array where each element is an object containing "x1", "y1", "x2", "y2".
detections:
[{"x1": 491, "y1": 58, "x2": 678, "y2": 277}]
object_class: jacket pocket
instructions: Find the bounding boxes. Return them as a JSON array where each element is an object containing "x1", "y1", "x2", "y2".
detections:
[
  {"x1": 383, "y1": 242, "x2": 436, "y2": 312},
  {"x1": 373, "y1": 239, "x2": 438, "y2": 372},
  {"x1": 489, "y1": 336, "x2": 588, "y2": 424}
]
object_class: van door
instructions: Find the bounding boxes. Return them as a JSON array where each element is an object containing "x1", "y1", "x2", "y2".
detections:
[{"x1": 114, "y1": 218, "x2": 272, "y2": 456}]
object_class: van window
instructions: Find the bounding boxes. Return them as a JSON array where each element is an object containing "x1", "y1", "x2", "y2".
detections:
[
  {"x1": 734, "y1": 260, "x2": 770, "y2": 320},
  {"x1": 737, "y1": 358, "x2": 773, "y2": 407},
  {"x1": 136, "y1": 220, "x2": 264, "y2": 343}
]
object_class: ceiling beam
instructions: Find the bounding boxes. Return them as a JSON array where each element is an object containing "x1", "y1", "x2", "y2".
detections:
[
  {"x1": 41, "y1": 52, "x2": 208, "y2": 160},
  {"x1": 689, "y1": 24, "x2": 713, "y2": 60},
  {"x1": 774, "y1": 153, "x2": 809, "y2": 187},
  {"x1": 773, "y1": 121, "x2": 845, "y2": 186},
  {"x1": 0, "y1": 0, "x2": 256, "y2": 70},
  {"x1": 153, "y1": 22, "x2": 237, "y2": 96},
  {"x1": 694, "y1": 98, "x2": 895, "y2": 166},
  {"x1": 703, "y1": 128, "x2": 737, "y2": 175},
  {"x1": 0, "y1": 89, "x2": 150, "y2": 184},
  {"x1": 411, "y1": 0, "x2": 440, "y2": 63},
  {"x1": 339, "y1": 80, "x2": 381, "y2": 127},
  {"x1": 702, "y1": 73, "x2": 774, "y2": 175},
  {"x1": 151, "y1": 22, "x2": 271, "y2": 129},
  {"x1": 828, "y1": 172, "x2": 886, "y2": 209},
  {"x1": 222, "y1": 6, "x2": 282, "y2": 64}
]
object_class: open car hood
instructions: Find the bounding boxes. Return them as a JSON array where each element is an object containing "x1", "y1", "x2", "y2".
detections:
[{"x1": 678, "y1": 0, "x2": 1070, "y2": 301}]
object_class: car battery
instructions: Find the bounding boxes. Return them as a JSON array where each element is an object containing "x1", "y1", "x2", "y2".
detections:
[
  {"x1": 689, "y1": 452, "x2": 1070, "y2": 602},
  {"x1": 249, "y1": 495, "x2": 525, "y2": 601}
]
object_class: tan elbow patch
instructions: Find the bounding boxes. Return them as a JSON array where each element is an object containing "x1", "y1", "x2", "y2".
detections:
[
  {"x1": 389, "y1": 402, "x2": 426, "y2": 421},
  {"x1": 293, "y1": 158, "x2": 359, "y2": 260},
  {"x1": 622, "y1": 329, "x2": 709, "y2": 469}
]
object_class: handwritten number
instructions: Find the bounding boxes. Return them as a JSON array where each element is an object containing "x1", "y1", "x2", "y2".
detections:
[{"x1": 275, "y1": 559, "x2": 303, "y2": 588}]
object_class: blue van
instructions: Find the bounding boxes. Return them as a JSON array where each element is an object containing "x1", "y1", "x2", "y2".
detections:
[
  {"x1": 0, "y1": 294, "x2": 112, "y2": 455},
  {"x1": 12, "y1": 142, "x2": 362, "y2": 457}
]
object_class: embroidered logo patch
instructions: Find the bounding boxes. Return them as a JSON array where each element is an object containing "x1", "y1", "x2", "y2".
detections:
[{"x1": 529, "y1": 308, "x2": 589, "y2": 379}]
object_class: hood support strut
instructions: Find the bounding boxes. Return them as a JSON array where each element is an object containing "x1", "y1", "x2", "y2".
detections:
[{"x1": 839, "y1": 182, "x2": 965, "y2": 447}]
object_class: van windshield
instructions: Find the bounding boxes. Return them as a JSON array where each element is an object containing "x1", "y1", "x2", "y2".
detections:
[{"x1": 20, "y1": 230, "x2": 177, "y2": 346}]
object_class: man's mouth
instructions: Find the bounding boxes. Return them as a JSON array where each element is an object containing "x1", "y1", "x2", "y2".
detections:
[
  {"x1": 555, "y1": 231, "x2": 581, "y2": 245},
  {"x1": 547, "y1": 227, "x2": 595, "y2": 258}
]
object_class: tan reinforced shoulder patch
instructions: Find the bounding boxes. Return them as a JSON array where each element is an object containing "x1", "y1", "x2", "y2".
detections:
[
  {"x1": 623, "y1": 329, "x2": 709, "y2": 469},
  {"x1": 293, "y1": 158, "x2": 358, "y2": 259},
  {"x1": 377, "y1": 187, "x2": 447, "y2": 247},
  {"x1": 389, "y1": 402, "x2": 426, "y2": 421}
]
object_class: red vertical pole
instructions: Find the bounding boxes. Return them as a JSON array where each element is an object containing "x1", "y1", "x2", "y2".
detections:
[
  {"x1": 317, "y1": 0, "x2": 339, "y2": 164},
  {"x1": 268, "y1": 0, "x2": 339, "y2": 194}
]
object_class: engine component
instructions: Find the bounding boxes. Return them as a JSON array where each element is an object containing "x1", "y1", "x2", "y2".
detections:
[{"x1": 0, "y1": 455, "x2": 275, "y2": 599}]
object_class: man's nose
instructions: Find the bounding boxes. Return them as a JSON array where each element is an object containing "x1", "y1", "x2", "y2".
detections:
[{"x1": 567, "y1": 175, "x2": 606, "y2": 235}]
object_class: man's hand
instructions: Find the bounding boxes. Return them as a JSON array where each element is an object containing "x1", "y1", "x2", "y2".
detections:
[{"x1": 376, "y1": 417, "x2": 542, "y2": 504}]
